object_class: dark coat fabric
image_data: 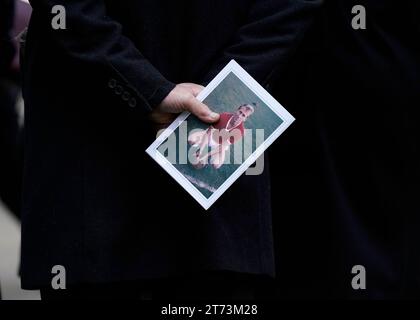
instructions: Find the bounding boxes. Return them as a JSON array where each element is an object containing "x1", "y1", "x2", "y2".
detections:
[
  {"x1": 21, "y1": 0, "x2": 322, "y2": 289},
  {"x1": 270, "y1": 0, "x2": 420, "y2": 299}
]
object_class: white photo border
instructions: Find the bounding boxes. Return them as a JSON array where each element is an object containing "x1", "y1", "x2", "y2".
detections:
[{"x1": 146, "y1": 60, "x2": 295, "y2": 210}]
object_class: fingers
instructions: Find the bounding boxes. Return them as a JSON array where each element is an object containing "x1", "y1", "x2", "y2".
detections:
[
  {"x1": 185, "y1": 97, "x2": 220, "y2": 123},
  {"x1": 156, "y1": 82, "x2": 219, "y2": 123}
]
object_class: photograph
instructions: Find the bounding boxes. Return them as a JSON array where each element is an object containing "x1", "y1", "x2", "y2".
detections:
[
  {"x1": 2, "y1": 0, "x2": 420, "y2": 306},
  {"x1": 146, "y1": 60, "x2": 295, "y2": 209}
]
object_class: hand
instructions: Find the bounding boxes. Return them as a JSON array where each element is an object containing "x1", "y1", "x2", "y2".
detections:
[{"x1": 151, "y1": 83, "x2": 220, "y2": 128}]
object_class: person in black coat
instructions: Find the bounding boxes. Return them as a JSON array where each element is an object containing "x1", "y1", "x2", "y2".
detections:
[
  {"x1": 270, "y1": 0, "x2": 420, "y2": 299},
  {"x1": 21, "y1": 0, "x2": 323, "y2": 299}
]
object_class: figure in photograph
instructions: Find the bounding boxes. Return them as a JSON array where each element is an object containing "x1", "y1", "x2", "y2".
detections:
[{"x1": 188, "y1": 103, "x2": 255, "y2": 169}]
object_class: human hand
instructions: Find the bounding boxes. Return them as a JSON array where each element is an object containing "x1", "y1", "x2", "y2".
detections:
[{"x1": 151, "y1": 83, "x2": 220, "y2": 128}]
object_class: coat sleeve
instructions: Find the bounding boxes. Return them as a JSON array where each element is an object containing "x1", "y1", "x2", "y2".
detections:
[
  {"x1": 202, "y1": 0, "x2": 324, "y2": 86},
  {"x1": 29, "y1": 0, "x2": 176, "y2": 110}
]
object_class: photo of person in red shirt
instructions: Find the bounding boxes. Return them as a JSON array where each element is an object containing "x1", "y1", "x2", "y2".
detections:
[{"x1": 188, "y1": 103, "x2": 255, "y2": 169}]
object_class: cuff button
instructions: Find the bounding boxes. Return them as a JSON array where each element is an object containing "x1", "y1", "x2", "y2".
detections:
[
  {"x1": 115, "y1": 85, "x2": 123, "y2": 95},
  {"x1": 128, "y1": 98, "x2": 137, "y2": 108},
  {"x1": 122, "y1": 91, "x2": 131, "y2": 101},
  {"x1": 108, "y1": 79, "x2": 117, "y2": 89}
]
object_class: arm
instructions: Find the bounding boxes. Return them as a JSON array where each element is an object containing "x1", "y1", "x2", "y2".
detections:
[
  {"x1": 31, "y1": 1, "x2": 220, "y2": 122},
  {"x1": 30, "y1": 0, "x2": 175, "y2": 110},
  {"x1": 202, "y1": 0, "x2": 324, "y2": 85}
]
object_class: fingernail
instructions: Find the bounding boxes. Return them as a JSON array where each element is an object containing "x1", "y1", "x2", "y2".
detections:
[{"x1": 210, "y1": 112, "x2": 219, "y2": 120}]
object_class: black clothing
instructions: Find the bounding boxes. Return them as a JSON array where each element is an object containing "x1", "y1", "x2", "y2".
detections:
[
  {"x1": 270, "y1": 0, "x2": 420, "y2": 299},
  {"x1": 21, "y1": 0, "x2": 322, "y2": 289},
  {"x1": 40, "y1": 271, "x2": 266, "y2": 300}
]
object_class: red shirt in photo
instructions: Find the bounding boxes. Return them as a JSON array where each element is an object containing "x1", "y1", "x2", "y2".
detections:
[{"x1": 211, "y1": 112, "x2": 245, "y2": 145}]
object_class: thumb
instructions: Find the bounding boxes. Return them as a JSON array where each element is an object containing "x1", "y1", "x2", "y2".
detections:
[{"x1": 186, "y1": 97, "x2": 219, "y2": 123}]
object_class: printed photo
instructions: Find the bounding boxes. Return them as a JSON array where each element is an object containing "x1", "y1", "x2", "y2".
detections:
[{"x1": 146, "y1": 60, "x2": 295, "y2": 209}]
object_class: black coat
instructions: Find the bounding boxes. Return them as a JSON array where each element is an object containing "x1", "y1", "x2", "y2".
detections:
[
  {"x1": 270, "y1": 0, "x2": 420, "y2": 298},
  {"x1": 21, "y1": 0, "x2": 322, "y2": 289}
]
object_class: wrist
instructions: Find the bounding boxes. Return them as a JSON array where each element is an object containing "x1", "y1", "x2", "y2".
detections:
[{"x1": 149, "y1": 81, "x2": 176, "y2": 110}]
